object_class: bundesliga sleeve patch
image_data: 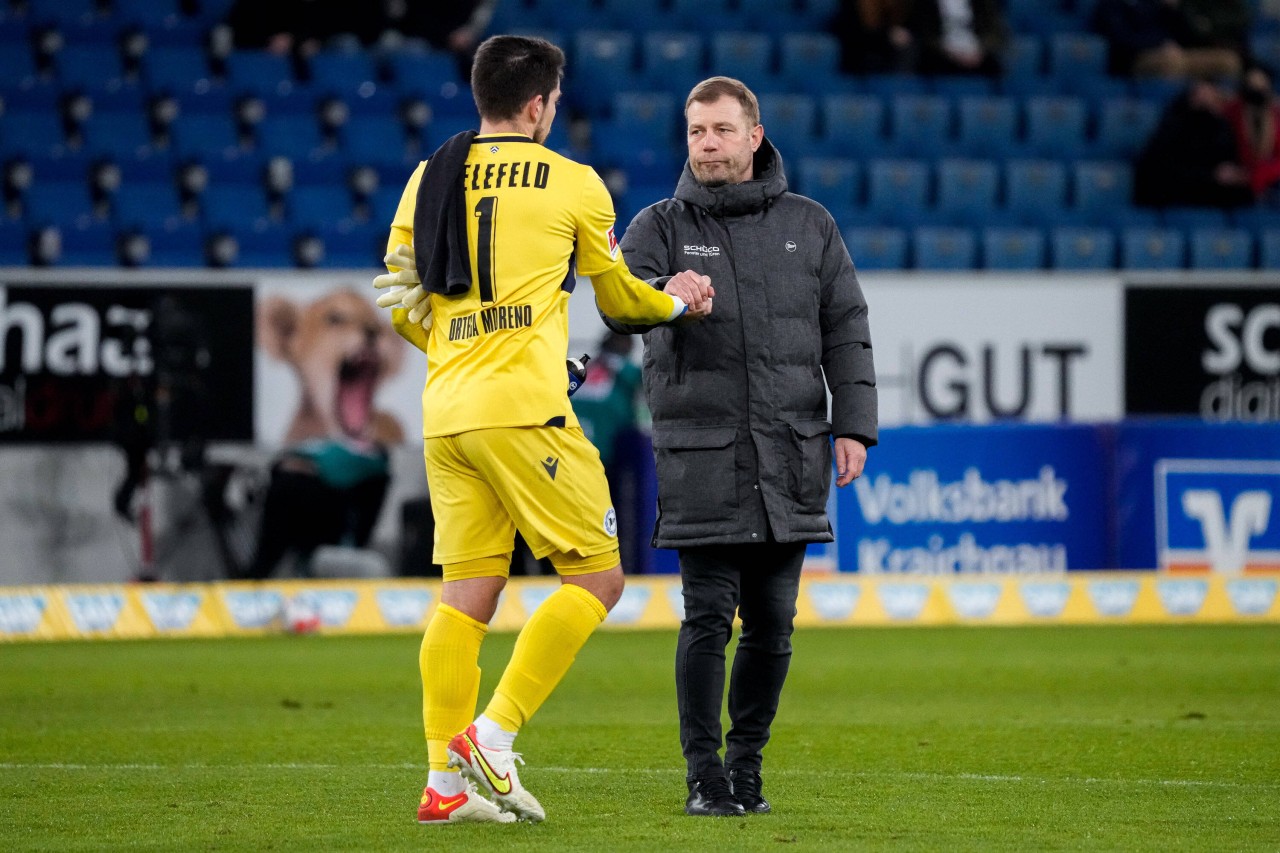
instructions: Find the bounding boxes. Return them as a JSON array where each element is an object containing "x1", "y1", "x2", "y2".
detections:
[{"x1": 606, "y1": 226, "x2": 619, "y2": 259}]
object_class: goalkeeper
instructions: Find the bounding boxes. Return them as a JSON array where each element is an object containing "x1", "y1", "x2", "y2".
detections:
[{"x1": 374, "y1": 34, "x2": 712, "y2": 826}]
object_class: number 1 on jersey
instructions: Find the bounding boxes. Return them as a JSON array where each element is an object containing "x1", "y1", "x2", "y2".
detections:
[{"x1": 474, "y1": 196, "x2": 497, "y2": 304}]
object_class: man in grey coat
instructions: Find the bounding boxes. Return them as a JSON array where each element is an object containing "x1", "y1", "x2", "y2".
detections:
[{"x1": 604, "y1": 76, "x2": 878, "y2": 817}]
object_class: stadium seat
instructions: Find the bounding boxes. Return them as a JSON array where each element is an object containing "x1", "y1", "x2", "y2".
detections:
[
  {"x1": 343, "y1": 115, "x2": 420, "y2": 169},
  {"x1": 863, "y1": 74, "x2": 928, "y2": 98},
  {"x1": 1121, "y1": 227, "x2": 1185, "y2": 269},
  {"x1": 171, "y1": 113, "x2": 243, "y2": 159},
  {"x1": 1072, "y1": 161, "x2": 1134, "y2": 223},
  {"x1": 613, "y1": 91, "x2": 680, "y2": 145},
  {"x1": 1260, "y1": 229, "x2": 1280, "y2": 268},
  {"x1": 1024, "y1": 96, "x2": 1087, "y2": 159},
  {"x1": 797, "y1": 157, "x2": 861, "y2": 209},
  {"x1": 289, "y1": 185, "x2": 356, "y2": 230},
  {"x1": 1005, "y1": 160, "x2": 1068, "y2": 226},
  {"x1": 758, "y1": 93, "x2": 818, "y2": 159},
  {"x1": 843, "y1": 227, "x2": 908, "y2": 271},
  {"x1": 570, "y1": 30, "x2": 638, "y2": 116},
  {"x1": 133, "y1": 220, "x2": 206, "y2": 267},
  {"x1": 308, "y1": 219, "x2": 386, "y2": 268},
  {"x1": 1002, "y1": 34, "x2": 1045, "y2": 81},
  {"x1": 56, "y1": 44, "x2": 126, "y2": 92},
  {"x1": 778, "y1": 32, "x2": 840, "y2": 91},
  {"x1": 1051, "y1": 227, "x2": 1116, "y2": 270},
  {"x1": 931, "y1": 76, "x2": 996, "y2": 100},
  {"x1": 1161, "y1": 207, "x2": 1229, "y2": 231},
  {"x1": 867, "y1": 159, "x2": 930, "y2": 228},
  {"x1": 55, "y1": 220, "x2": 117, "y2": 266},
  {"x1": 672, "y1": 0, "x2": 745, "y2": 31},
  {"x1": 113, "y1": 0, "x2": 183, "y2": 29},
  {"x1": 982, "y1": 227, "x2": 1046, "y2": 270},
  {"x1": 913, "y1": 227, "x2": 977, "y2": 270},
  {"x1": 0, "y1": 217, "x2": 27, "y2": 265},
  {"x1": 1047, "y1": 34, "x2": 1108, "y2": 84},
  {"x1": 26, "y1": 0, "x2": 100, "y2": 29},
  {"x1": 936, "y1": 159, "x2": 999, "y2": 223},
  {"x1": 83, "y1": 112, "x2": 155, "y2": 161},
  {"x1": 223, "y1": 50, "x2": 297, "y2": 98},
  {"x1": 0, "y1": 32, "x2": 36, "y2": 88},
  {"x1": 23, "y1": 180, "x2": 97, "y2": 226},
  {"x1": 1190, "y1": 228, "x2": 1254, "y2": 269},
  {"x1": 256, "y1": 115, "x2": 329, "y2": 159},
  {"x1": 1095, "y1": 98, "x2": 1160, "y2": 160},
  {"x1": 889, "y1": 95, "x2": 953, "y2": 158},
  {"x1": 112, "y1": 181, "x2": 187, "y2": 230},
  {"x1": 1, "y1": 110, "x2": 69, "y2": 158},
  {"x1": 306, "y1": 51, "x2": 379, "y2": 96},
  {"x1": 209, "y1": 221, "x2": 294, "y2": 267},
  {"x1": 709, "y1": 32, "x2": 774, "y2": 82},
  {"x1": 384, "y1": 49, "x2": 465, "y2": 100},
  {"x1": 201, "y1": 184, "x2": 272, "y2": 231},
  {"x1": 820, "y1": 95, "x2": 885, "y2": 156},
  {"x1": 640, "y1": 31, "x2": 704, "y2": 92}
]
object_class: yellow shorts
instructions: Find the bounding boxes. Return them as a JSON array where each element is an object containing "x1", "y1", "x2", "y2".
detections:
[{"x1": 424, "y1": 425, "x2": 621, "y2": 579}]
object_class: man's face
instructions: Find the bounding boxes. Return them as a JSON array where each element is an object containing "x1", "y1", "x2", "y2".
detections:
[
  {"x1": 686, "y1": 95, "x2": 763, "y2": 187},
  {"x1": 533, "y1": 84, "x2": 561, "y2": 144}
]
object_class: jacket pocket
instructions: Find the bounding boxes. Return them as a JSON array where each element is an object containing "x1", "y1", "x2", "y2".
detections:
[
  {"x1": 651, "y1": 425, "x2": 737, "y2": 527},
  {"x1": 788, "y1": 419, "x2": 832, "y2": 512}
]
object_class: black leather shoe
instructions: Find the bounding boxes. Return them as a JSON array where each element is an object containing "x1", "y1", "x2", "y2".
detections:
[
  {"x1": 729, "y1": 768, "x2": 771, "y2": 814},
  {"x1": 685, "y1": 776, "x2": 747, "y2": 817}
]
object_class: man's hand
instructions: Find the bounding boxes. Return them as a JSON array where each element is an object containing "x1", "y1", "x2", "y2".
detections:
[
  {"x1": 373, "y1": 244, "x2": 432, "y2": 328},
  {"x1": 834, "y1": 437, "x2": 867, "y2": 487},
  {"x1": 664, "y1": 270, "x2": 714, "y2": 319}
]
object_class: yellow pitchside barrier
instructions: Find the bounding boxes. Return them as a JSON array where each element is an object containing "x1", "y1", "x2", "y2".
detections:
[{"x1": 2, "y1": 572, "x2": 1279, "y2": 642}]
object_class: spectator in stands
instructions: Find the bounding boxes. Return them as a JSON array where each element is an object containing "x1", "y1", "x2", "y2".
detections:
[
  {"x1": 1093, "y1": 0, "x2": 1242, "y2": 80},
  {"x1": 833, "y1": 0, "x2": 917, "y2": 74},
  {"x1": 223, "y1": 0, "x2": 376, "y2": 60},
  {"x1": 1135, "y1": 79, "x2": 1253, "y2": 208},
  {"x1": 377, "y1": 0, "x2": 498, "y2": 78},
  {"x1": 1225, "y1": 62, "x2": 1280, "y2": 199},
  {"x1": 906, "y1": 0, "x2": 1007, "y2": 76}
]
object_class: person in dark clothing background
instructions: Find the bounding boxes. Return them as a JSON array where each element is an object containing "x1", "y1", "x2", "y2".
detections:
[
  {"x1": 1135, "y1": 78, "x2": 1253, "y2": 208},
  {"x1": 605, "y1": 76, "x2": 877, "y2": 818}
]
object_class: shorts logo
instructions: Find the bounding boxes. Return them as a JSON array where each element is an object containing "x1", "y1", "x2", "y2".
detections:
[
  {"x1": 540, "y1": 456, "x2": 559, "y2": 480},
  {"x1": 607, "y1": 226, "x2": 618, "y2": 259},
  {"x1": 785, "y1": 240, "x2": 797, "y2": 252},
  {"x1": 603, "y1": 508, "x2": 617, "y2": 537}
]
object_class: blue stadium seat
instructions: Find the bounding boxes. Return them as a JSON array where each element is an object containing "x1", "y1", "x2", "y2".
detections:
[
  {"x1": 2, "y1": 110, "x2": 69, "y2": 159},
  {"x1": 820, "y1": 95, "x2": 885, "y2": 156},
  {"x1": 1095, "y1": 98, "x2": 1160, "y2": 159},
  {"x1": 26, "y1": 0, "x2": 100, "y2": 29},
  {"x1": 0, "y1": 32, "x2": 36, "y2": 88},
  {"x1": 1024, "y1": 96, "x2": 1087, "y2": 159},
  {"x1": 223, "y1": 50, "x2": 297, "y2": 98},
  {"x1": 758, "y1": 93, "x2": 818, "y2": 159},
  {"x1": 672, "y1": 0, "x2": 745, "y2": 31},
  {"x1": 1051, "y1": 227, "x2": 1117, "y2": 270},
  {"x1": 962, "y1": 96, "x2": 1018, "y2": 157},
  {"x1": 868, "y1": 159, "x2": 930, "y2": 228},
  {"x1": 384, "y1": 49, "x2": 466, "y2": 102},
  {"x1": 368, "y1": 186, "x2": 403, "y2": 230},
  {"x1": 571, "y1": 31, "x2": 638, "y2": 116},
  {"x1": 0, "y1": 218, "x2": 27, "y2": 265},
  {"x1": 1260, "y1": 229, "x2": 1280, "y2": 268},
  {"x1": 1072, "y1": 161, "x2": 1134, "y2": 223},
  {"x1": 1161, "y1": 207, "x2": 1229, "y2": 231},
  {"x1": 343, "y1": 115, "x2": 420, "y2": 169},
  {"x1": 597, "y1": 0, "x2": 679, "y2": 32},
  {"x1": 1190, "y1": 228, "x2": 1254, "y2": 269},
  {"x1": 931, "y1": 76, "x2": 997, "y2": 100},
  {"x1": 57, "y1": 44, "x2": 125, "y2": 92},
  {"x1": 112, "y1": 181, "x2": 187, "y2": 230},
  {"x1": 982, "y1": 227, "x2": 1046, "y2": 270},
  {"x1": 23, "y1": 180, "x2": 97, "y2": 226},
  {"x1": 709, "y1": 32, "x2": 774, "y2": 82},
  {"x1": 936, "y1": 159, "x2": 999, "y2": 223},
  {"x1": 778, "y1": 32, "x2": 840, "y2": 91},
  {"x1": 113, "y1": 0, "x2": 183, "y2": 29},
  {"x1": 1121, "y1": 227, "x2": 1185, "y2": 269},
  {"x1": 134, "y1": 220, "x2": 205, "y2": 267},
  {"x1": 212, "y1": 221, "x2": 293, "y2": 267},
  {"x1": 307, "y1": 220, "x2": 385, "y2": 268},
  {"x1": 613, "y1": 91, "x2": 680, "y2": 145},
  {"x1": 23, "y1": 153, "x2": 92, "y2": 186},
  {"x1": 1047, "y1": 34, "x2": 1109, "y2": 84},
  {"x1": 843, "y1": 227, "x2": 908, "y2": 271},
  {"x1": 201, "y1": 184, "x2": 272, "y2": 231},
  {"x1": 640, "y1": 31, "x2": 704, "y2": 93},
  {"x1": 889, "y1": 95, "x2": 953, "y2": 158},
  {"x1": 1002, "y1": 34, "x2": 1045, "y2": 81},
  {"x1": 83, "y1": 112, "x2": 155, "y2": 160},
  {"x1": 307, "y1": 51, "x2": 379, "y2": 96},
  {"x1": 424, "y1": 114, "x2": 478, "y2": 148},
  {"x1": 288, "y1": 185, "x2": 355, "y2": 230},
  {"x1": 256, "y1": 115, "x2": 329, "y2": 159},
  {"x1": 797, "y1": 157, "x2": 861, "y2": 208},
  {"x1": 528, "y1": 0, "x2": 600, "y2": 30},
  {"x1": 56, "y1": 220, "x2": 117, "y2": 266},
  {"x1": 913, "y1": 227, "x2": 977, "y2": 270},
  {"x1": 863, "y1": 74, "x2": 928, "y2": 98},
  {"x1": 1005, "y1": 160, "x2": 1068, "y2": 226},
  {"x1": 171, "y1": 113, "x2": 242, "y2": 159},
  {"x1": 799, "y1": 0, "x2": 840, "y2": 30}
]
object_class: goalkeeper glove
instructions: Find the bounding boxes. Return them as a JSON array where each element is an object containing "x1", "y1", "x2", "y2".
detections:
[{"x1": 373, "y1": 244, "x2": 432, "y2": 329}]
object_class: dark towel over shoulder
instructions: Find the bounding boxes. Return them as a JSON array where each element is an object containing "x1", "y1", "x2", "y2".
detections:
[{"x1": 412, "y1": 130, "x2": 477, "y2": 296}]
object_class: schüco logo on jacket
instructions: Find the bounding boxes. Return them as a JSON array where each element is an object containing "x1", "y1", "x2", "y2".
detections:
[{"x1": 682, "y1": 245, "x2": 721, "y2": 257}]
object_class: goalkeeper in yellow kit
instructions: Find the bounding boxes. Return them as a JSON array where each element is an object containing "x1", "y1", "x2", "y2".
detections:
[{"x1": 374, "y1": 34, "x2": 713, "y2": 825}]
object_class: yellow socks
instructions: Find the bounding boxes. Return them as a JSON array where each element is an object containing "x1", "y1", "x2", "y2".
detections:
[
  {"x1": 484, "y1": 583, "x2": 608, "y2": 731},
  {"x1": 420, "y1": 602, "x2": 487, "y2": 771}
]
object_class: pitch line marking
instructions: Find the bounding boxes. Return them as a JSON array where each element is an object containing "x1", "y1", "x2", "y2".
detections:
[{"x1": 0, "y1": 763, "x2": 1274, "y2": 790}]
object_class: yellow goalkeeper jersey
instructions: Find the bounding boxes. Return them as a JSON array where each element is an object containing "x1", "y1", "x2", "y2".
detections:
[{"x1": 387, "y1": 133, "x2": 682, "y2": 439}]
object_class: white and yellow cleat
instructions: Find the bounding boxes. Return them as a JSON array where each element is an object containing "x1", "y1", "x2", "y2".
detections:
[
  {"x1": 416, "y1": 784, "x2": 516, "y2": 825},
  {"x1": 447, "y1": 724, "x2": 546, "y2": 823}
]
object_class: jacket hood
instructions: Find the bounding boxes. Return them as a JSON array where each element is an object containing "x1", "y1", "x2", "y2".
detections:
[{"x1": 674, "y1": 136, "x2": 789, "y2": 217}]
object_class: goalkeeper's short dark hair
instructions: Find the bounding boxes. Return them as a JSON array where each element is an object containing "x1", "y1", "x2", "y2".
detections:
[{"x1": 471, "y1": 35, "x2": 565, "y2": 122}]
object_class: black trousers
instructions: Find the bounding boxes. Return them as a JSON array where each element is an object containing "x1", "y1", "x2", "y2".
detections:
[{"x1": 675, "y1": 541, "x2": 806, "y2": 782}]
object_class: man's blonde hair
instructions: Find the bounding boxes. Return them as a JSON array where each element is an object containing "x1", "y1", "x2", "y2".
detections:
[{"x1": 685, "y1": 76, "x2": 760, "y2": 127}]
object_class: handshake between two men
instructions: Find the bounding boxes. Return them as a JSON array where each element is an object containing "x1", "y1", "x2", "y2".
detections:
[{"x1": 665, "y1": 270, "x2": 715, "y2": 321}]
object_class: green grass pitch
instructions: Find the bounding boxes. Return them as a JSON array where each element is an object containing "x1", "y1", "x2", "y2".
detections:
[{"x1": 2, "y1": 624, "x2": 1277, "y2": 851}]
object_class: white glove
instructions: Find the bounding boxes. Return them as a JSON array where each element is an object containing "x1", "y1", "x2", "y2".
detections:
[{"x1": 372, "y1": 244, "x2": 432, "y2": 328}]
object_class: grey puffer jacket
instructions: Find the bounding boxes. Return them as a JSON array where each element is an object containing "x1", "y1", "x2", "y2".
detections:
[{"x1": 607, "y1": 139, "x2": 877, "y2": 549}]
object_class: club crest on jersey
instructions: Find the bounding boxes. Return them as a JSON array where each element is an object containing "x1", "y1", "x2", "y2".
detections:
[
  {"x1": 606, "y1": 226, "x2": 619, "y2": 259},
  {"x1": 603, "y1": 508, "x2": 618, "y2": 536},
  {"x1": 490, "y1": 145, "x2": 500, "y2": 153}
]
